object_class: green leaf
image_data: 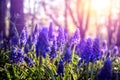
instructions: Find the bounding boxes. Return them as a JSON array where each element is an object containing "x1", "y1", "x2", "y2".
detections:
[{"x1": 43, "y1": 64, "x2": 56, "y2": 80}]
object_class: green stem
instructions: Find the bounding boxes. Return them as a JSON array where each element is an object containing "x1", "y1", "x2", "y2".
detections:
[
  {"x1": 72, "y1": 45, "x2": 76, "y2": 63},
  {"x1": 39, "y1": 52, "x2": 42, "y2": 66},
  {"x1": 86, "y1": 63, "x2": 89, "y2": 80},
  {"x1": 90, "y1": 63, "x2": 94, "y2": 80}
]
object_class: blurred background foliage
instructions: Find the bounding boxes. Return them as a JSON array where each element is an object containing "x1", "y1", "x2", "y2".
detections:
[{"x1": 0, "y1": 0, "x2": 120, "y2": 46}]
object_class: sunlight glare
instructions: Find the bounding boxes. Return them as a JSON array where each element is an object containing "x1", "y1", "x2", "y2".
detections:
[{"x1": 91, "y1": 0, "x2": 111, "y2": 14}]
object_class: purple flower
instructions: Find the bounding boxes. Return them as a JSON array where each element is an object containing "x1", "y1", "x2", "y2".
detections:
[
  {"x1": 10, "y1": 47, "x2": 18, "y2": 64},
  {"x1": 9, "y1": 26, "x2": 19, "y2": 47},
  {"x1": 92, "y1": 38, "x2": 100, "y2": 60},
  {"x1": 87, "y1": 38, "x2": 92, "y2": 46},
  {"x1": 9, "y1": 28, "x2": 19, "y2": 47},
  {"x1": 97, "y1": 58, "x2": 112, "y2": 80},
  {"x1": 0, "y1": 32, "x2": 4, "y2": 48},
  {"x1": 89, "y1": 53, "x2": 96, "y2": 63},
  {"x1": 57, "y1": 26, "x2": 65, "y2": 49},
  {"x1": 34, "y1": 24, "x2": 39, "y2": 33},
  {"x1": 76, "y1": 39, "x2": 86, "y2": 56},
  {"x1": 102, "y1": 40, "x2": 108, "y2": 51},
  {"x1": 100, "y1": 49, "x2": 104, "y2": 59},
  {"x1": 10, "y1": 34, "x2": 19, "y2": 47},
  {"x1": 17, "y1": 49, "x2": 24, "y2": 64},
  {"x1": 32, "y1": 24, "x2": 39, "y2": 45},
  {"x1": 36, "y1": 27, "x2": 50, "y2": 58},
  {"x1": 27, "y1": 35, "x2": 33, "y2": 48},
  {"x1": 113, "y1": 46, "x2": 118, "y2": 56},
  {"x1": 10, "y1": 47, "x2": 24, "y2": 65},
  {"x1": 57, "y1": 59, "x2": 64, "y2": 76},
  {"x1": 81, "y1": 38, "x2": 93, "y2": 63},
  {"x1": 72, "y1": 28, "x2": 80, "y2": 44},
  {"x1": 24, "y1": 44, "x2": 29, "y2": 53},
  {"x1": 20, "y1": 28, "x2": 27, "y2": 47},
  {"x1": 24, "y1": 56, "x2": 34, "y2": 67},
  {"x1": 106, "y1": 50, "x2": 111, "y2": 58},
  {"x1": 64, "y1": 28, "x2": 69, "y2": 43},
  {"x1": 63, "y1": 44, "x2": 71, "y2": 63},
  {"x1": 24, "y1": 36, "x2": 33, "y2": 53},
  {"x1": 48, "y1": 22, "x2": 54, "y2": 41},
  {"x1": 50, "y1": 41, "x2": 57, "y2": 60}
]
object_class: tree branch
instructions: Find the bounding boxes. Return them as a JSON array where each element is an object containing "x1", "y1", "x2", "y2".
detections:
[
  {"x1": 84, "y1": 1, "x2": 91, "y2": 32},
  {"x1": 41, "y1": 0, "x2": 61, "y2": 27},
  {"x1": 67, "y1": 0, "x2": 78, "y2": 27},
  {"x1": 76, "y1": 0, "x2": 83, "y2": 28},
  {"x1": 64, "y1": 0, "x2": 68, "y2": 28}
]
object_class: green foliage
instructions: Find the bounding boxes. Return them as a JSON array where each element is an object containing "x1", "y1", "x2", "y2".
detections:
[{"x1": 0, "y1": 48, "x2": 120, "y2": 80}]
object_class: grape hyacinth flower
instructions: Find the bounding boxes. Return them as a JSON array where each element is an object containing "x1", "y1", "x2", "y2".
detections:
[
  {"x1": 100, "y1": 49, "x2": 104, "y2": 59},
  {"x1": 89, "y1": 53, "x2": 96, "y2": 63},
  {"x1": 27, "y1": 35, "x2": 33, "y2": 48},
  {"x1": 10, "y1": 47, "x2": 18, "y2": 64},
  {"x1": 76, "y1": 39, "x2": 86, "y2": 57},
  {"x1": 0, "y1": 32, "x2": 4, "y2": 48},
  {"x1": 97, "y1": 58, "x2": 112, "y2": 80},
  {"x1": 49, "y1": 41, "x2": 57, "y2": 60},
  {"x1": 92, "y1": 38, "x2": 100, "y2": 61},
  {"x1": 32, "y1": 24, "x2": 39, "y2": 45},
  {"x1": 24, "y1": 56, "x2": 34, "y2": 67},
  {"x1": 17, "y1": 49, "x2": 24, "y2": 64},
  {"x1": 10, "y1": 48, "x2": 24, "y2": 65},
  {"x1": 57, "y1": 59, "x2": 64, "y2": 76},
  {"x1": 63, "y1": 43, "x2": 71, "y2": 63},
  {"x1": 24, "y1": 44, "x2": 29, "y2": 54},
  {"x1": 10, "y1": 33, "x2": 19, "y2": 47},
  {"x1": 72, "y1": 28, "x2": 80, "y2": 45},
  {"x1": 48, "y1": 22, "x2": 56, "y2": 47},
  {"x1": 10, "y1": 48, "x2": 24, "y2": 64},
  {"x1": 106, "y1": 50, "x2": 111, "y2": 58},
  {"x1": 113, "y1": 46, "x2": 118, "y2": 57},
  {"x1": 87, "y1": 38, "x2": 93, "y2": 46},
  {"x1": 36, "y1": 27, "x2": 50, "y2": 58},
  {"x1": 64, "y1": 28, "x2": 69, "y2": 43},
  {"x1": 48, "y1": 22, "x2": 54, "y2": 41},
  {"x1": 81, "y1": 38, "x2": 93, "y2": 63},
  {"x1": 20, "y1": 28, "x2": 27, "y2": 47},
  {"x1": 24, "y1": 36, "x2": 33, "y2": 53},
  {"x1": 102, "y1": 40, "x2": 108, "y2": 52},
  {"x1": 57, "y1": 26, "x2": 65, "y2": 50},
  {"x1": 9, "y1": 25, "x2": 19, "y2": 47},
  {"x1": 9, "y1": 27, "x2": 19, "y2": 47}
]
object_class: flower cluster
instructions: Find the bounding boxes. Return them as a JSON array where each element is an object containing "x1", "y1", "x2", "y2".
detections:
[
  {"x1": 10, "y1": 48, "x2": 24, "y2": 64},
  {"x1": 57, "y1": 59, "x2": 64, "y2": 76},
  {"x1": 7, "y1": 22, "x2": 120, "y2": 79},
  {"x1": 97, "y1": 58, "x2": 112, "y2": 80}
]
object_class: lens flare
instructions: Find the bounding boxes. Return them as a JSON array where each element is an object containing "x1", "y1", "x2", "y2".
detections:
[{"x1": 91, "y1": 0, "x2": 111, "y2": 13}]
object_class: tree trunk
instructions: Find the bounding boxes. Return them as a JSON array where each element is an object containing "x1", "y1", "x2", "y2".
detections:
[
  {"x1": 80, "y1": 28, "x2": 85, "y2": 39},
  {"x1": 0, "y1": 0, "x2": 6, "y2": 38},
  {"x1": 64, "y1": 0, "x2": 68, "y2": 29},
  {"x1": 107, "y1": 27, "x2": 112, "y2": 45},
  {"x1": 9, "y1": 0, "x2": 24, "y2": 36},
  {"x1": 117, "y1": 21, "x2": 120, "y2": 47}
]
